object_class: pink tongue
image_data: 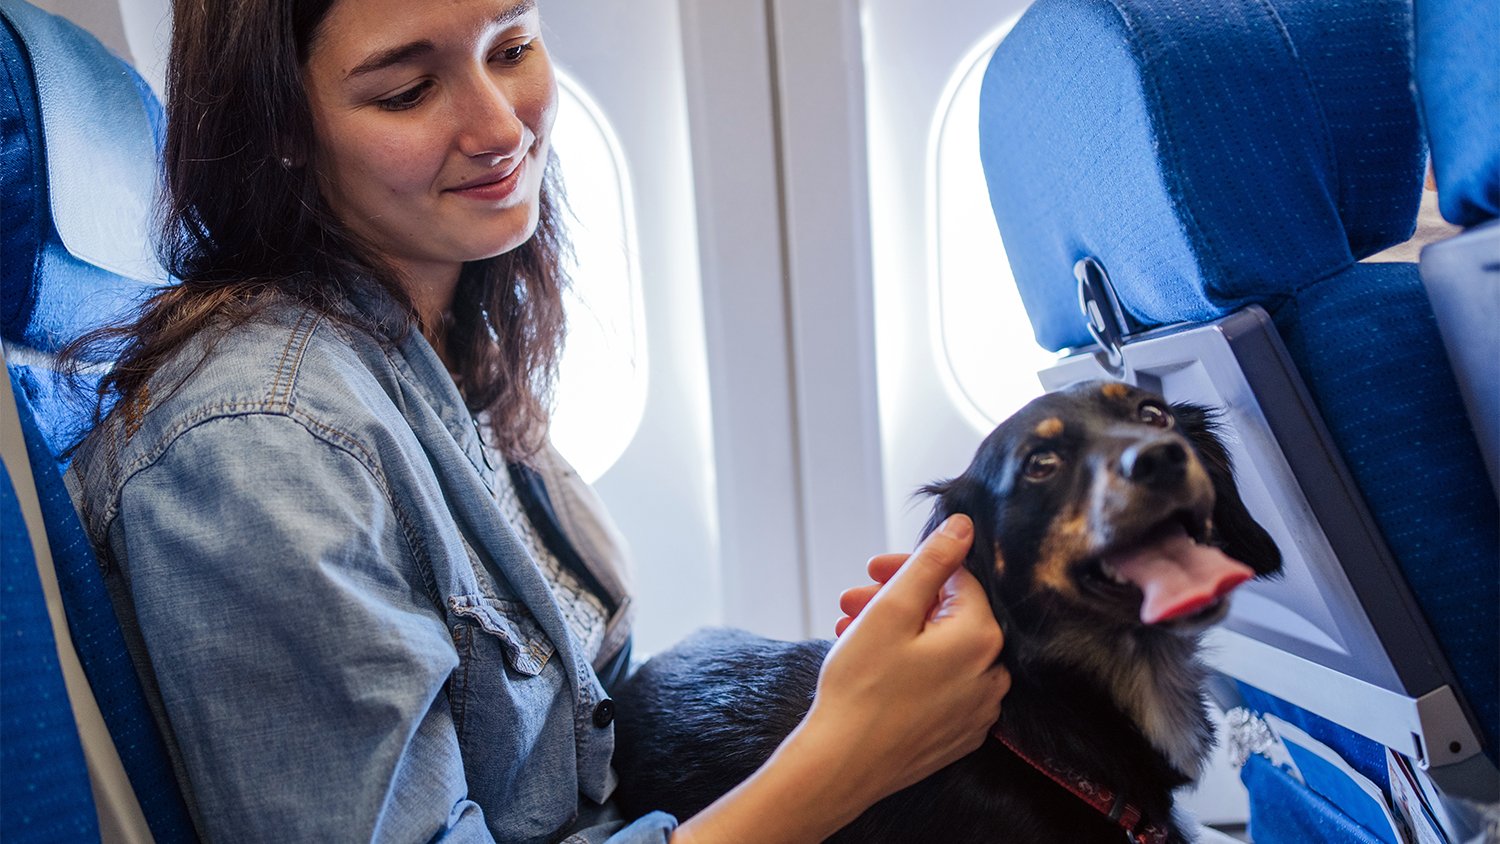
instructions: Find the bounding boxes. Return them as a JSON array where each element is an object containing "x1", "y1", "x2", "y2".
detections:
[{"x1": 1104, "y1": 527, "x2": 1255, "y2": 624}]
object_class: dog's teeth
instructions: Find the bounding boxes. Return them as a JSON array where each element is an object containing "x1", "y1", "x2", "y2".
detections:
[{"x1": 1100, "y1": 561, "x2": 1129, "y2": 585}]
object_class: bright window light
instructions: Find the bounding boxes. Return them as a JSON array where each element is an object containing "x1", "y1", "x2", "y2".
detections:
[
  {"x1": 548, "y1": 73, "x2": 648, "y2": 483},
  {"x1": 931, "y1": 43, "x2": 1056, "y2": 429}
]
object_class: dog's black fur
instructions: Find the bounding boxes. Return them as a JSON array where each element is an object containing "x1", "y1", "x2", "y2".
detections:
[{"x1": 612, "y1": 381, "x2": 1282, "y2": 842}]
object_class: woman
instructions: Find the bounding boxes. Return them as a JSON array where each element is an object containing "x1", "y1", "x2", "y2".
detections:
[{"x1": 67, "y1": 0, "x2": 1011, "y2": 840}]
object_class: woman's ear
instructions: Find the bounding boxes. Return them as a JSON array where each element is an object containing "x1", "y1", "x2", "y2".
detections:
[{"x1": 1172, "y1": 402, "x2": 1282, "y2": 576}]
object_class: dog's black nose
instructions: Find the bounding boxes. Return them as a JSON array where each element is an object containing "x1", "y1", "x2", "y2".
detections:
[{"x1": 1121, "y1": 440, "x2": 1187, "y2": 487}]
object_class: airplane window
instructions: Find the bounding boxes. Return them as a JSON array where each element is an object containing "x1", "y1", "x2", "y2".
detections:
[
  {"x1": 932, "y1": 44, "x2": 1056, "y2": 429},
  {"x1": 548, "y1": 73, "x2": 648, "y2": 483}
]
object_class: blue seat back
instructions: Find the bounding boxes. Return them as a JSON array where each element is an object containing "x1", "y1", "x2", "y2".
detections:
[
  {"x1": 1, "y1": 2, "x2": 196, "y2": 840},
  {"x1": 0, "y1": 452, "x2": 99, "y2": 842},
  {"x1": 1415, "y1": 0, "x2": 1499, "y2": 227},
  {"x1": 2, "y1": 0, "x2": 165, "y2": 460},
  {"x1": 978, "y1": 0, "x2": 1424, "y2": 353}
]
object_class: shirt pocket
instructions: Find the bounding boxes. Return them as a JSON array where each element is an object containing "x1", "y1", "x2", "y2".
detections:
[
  {"x1": 448, "y1": 594, "x2": 556, "y2": 676},
  {"x1": 446, "y1": 594, "x2": 579, "y2": 840}
]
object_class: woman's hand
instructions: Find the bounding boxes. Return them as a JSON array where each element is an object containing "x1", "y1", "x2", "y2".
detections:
[
  {"x1": 804, "y1": 514, "x2": 1010, "y2": 798},
  {"x1": 834, "y1": 552, "x2": 906, "y2": 636},
  {"x1": 672, "y1": 515, "x2": 1010, "y2": 844}
]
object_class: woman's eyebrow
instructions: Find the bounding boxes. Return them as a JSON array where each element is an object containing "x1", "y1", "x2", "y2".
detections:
[
  {"x1": 346, "y1": 42, "x2": 433, "y2": 79},
  {"x1": 344, "y1": 0, "x2": 538, "y2": 80}
]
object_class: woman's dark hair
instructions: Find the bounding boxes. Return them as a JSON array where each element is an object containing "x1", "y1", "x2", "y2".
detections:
[{"x1": 69, "y1": 0, "x2": 570, "y2": 460}]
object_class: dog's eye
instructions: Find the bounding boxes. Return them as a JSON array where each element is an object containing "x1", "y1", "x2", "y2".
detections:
[
  {"x1": 1138, "y1": 402, "x2": 1173, "y2": 428},
  {"x1": 1023, "y1": 451, "x2": 1062, "y2": 481}
]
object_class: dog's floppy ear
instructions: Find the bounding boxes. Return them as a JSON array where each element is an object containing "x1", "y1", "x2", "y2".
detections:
[
  {"x1": 1172, "y1": 402, "x2": 1282, "y2": 576},
  {"x1": 917, "y1": 474, "x2": 1007, "y2": 597},
  {"x1": 917, "y1": 476, "x2": 964, "y2": 542}
]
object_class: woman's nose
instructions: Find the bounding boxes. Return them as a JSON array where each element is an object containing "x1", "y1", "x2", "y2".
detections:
[{"x1": 455, "y1": 78, "x2": 527, "y2": 160}]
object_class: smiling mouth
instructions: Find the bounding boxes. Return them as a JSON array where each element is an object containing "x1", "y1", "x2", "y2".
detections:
[
  {"x1": 448, "y1": 158, "x2": 527, "y2": 201},
  {"x1": 1082, "y1": 510, "x2": 1203, "y2": 590},
  {"x1": 1078, "y1": 508, "x2": 1255, "y2": 626}
]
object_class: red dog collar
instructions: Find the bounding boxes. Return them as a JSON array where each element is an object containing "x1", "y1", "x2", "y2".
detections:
[{"x1": 991, "y1": 725, "x2": 1171, "y2": 844}]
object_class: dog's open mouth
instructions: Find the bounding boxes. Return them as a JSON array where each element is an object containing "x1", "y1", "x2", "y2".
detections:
[{"x1": 1084, "y1": 513, "x2": 1254, "y2": 626}]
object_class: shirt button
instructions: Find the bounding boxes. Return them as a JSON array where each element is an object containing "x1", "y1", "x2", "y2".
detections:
[{"x1": 592, "y1": 699, "x2": 615, "y2": 728}]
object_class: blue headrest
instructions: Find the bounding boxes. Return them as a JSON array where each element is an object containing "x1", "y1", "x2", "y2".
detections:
[
  {"x1": 979, "y1": 0, "x2": 1425, "y2": 351},
  {"x1": 0, "y1": 0, "x2": 166, "y2": 354},
  {"x1": 1415, "y1": 0, "x2": 1499, "y2": 227}
]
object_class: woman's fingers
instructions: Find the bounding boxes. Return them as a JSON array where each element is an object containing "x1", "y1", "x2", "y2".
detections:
[
  {"x1": 834, "y1": 554, "x2": 909, "y2": 636},
  {"x1": 838, "y1": 583, "x2": 881, "y2": 617},
  {"x1": 859, "y1": 515, "x2": 973, "y2": 631},
  {"x1": 806, "y1": 513, "x2": 1010, "y2": 804},
  {"x1": 927, "y1": 560, "x2": 992, "y2": 626},
  {"x1": 865, "y1": 553, "x2": 907, "y2": 583},
  {"x1": 837, "y1": 518, "x2": 975, "y2": 636}
]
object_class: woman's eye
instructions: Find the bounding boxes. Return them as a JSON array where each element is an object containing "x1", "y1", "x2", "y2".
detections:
[
  {"x1": 494, "y1": 42, "x2": 534, "y2": 64},
  {"x1": 377, "y1": 82, "x2": 430, "y2": 112},
  {"x1": 1138, "y1": 402, "x2": 1172, "y2": 428},
  {"x1": 1023, "y1": 451, "x2": 1062, "y2": 481}
]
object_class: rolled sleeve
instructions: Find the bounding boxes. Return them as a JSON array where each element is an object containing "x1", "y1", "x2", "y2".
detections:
[
  {"x1": 563, "y1": 811, "x2": 678, "y2": 844},
  {"x1": 607, "y1": 811, "x2": 679, "y2": 843},
  {"x1": 110, "y1": 412, "x2": 489, "y2": 843}
]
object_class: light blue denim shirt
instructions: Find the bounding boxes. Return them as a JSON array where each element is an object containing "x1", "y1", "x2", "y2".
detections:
[{"x1": 66, "y1": 295, "x2": 677, "y2": 843}]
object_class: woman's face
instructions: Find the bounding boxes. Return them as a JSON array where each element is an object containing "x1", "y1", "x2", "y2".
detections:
[{"x1": 303, "y1": 0, "x2": 556, "y2": 291}]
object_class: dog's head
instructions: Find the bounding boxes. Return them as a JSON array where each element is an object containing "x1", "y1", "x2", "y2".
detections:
[{"x1": 921, "y1": 381, "x2": 1281, "y2": 659}]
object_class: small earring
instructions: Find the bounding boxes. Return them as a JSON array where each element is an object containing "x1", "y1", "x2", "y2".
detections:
[{"x1": 280, "y1": 156, "x2": 294, "y2": 168}]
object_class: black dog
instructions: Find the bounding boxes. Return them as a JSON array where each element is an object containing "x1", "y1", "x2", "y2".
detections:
[{"x1": 612, "y1": 381, "x2": 1282, "y2": 843}]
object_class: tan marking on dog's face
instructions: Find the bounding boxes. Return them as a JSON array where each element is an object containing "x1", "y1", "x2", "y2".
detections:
[
  {"x1": 1101, "y1": 382, "x2": 1129, "y2": 400},
  {"x1": 1035, "y1": 512, "x2": 1090, "y2": 595},
  {"x1": 1033, "y1": 417, "x2": 1064, "y2": 439}
]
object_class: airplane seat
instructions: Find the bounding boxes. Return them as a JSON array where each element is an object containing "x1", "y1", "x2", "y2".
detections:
[
  {"x1": 1, "y1": 0, "x2": 196, "y2": 839},
  {"x1": 2, "y1": 0, "x2": 164, "y2": 462},
  {"x1": 977, "y1": 0, "x2": 1498, "y2": 840},
  {"x1": 1413, "y1": 0, "x2": 1499, "y2": 493},
  {"x1": 1, "y1": 448, "x2": 100, "y2": 840}
]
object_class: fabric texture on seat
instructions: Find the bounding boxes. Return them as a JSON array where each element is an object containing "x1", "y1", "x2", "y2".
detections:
[
  {"x1": 1241, "y1": 755, "x2": 1388, "y2": 844},
  {"x1": 0, "y1": 2, "x2": 166, "y2": 466},
  {"x1": 0, "y1": 458, "x2": 100, "y2": 843},
  {"x1": 1414, "y1": 0, "x2": 1499, "y2": 226},
  {"x1": 1269, "y1": 262, "x2": 1499, "y2": 756},
  {"x1": 0, "y1": 1, "x2": 164, "y2": 349},
  {"x1": 10, "y1": 371, "x2": 200, "y2": 843},
  {"x1": 978, "y1": 0, "x2": 1423, "y2": 352}
]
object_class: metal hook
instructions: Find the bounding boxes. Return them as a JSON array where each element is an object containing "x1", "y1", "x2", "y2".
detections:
[{"x1": 1074, "y1": 256, "x2": 1132, "y2": 381}]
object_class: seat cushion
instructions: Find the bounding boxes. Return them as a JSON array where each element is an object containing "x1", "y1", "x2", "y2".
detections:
[{"x1": 1271, "y1": 262, "x2": 1500, "y2": 755}]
